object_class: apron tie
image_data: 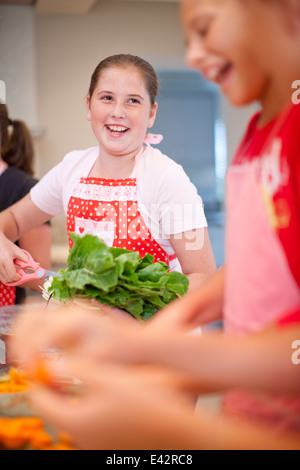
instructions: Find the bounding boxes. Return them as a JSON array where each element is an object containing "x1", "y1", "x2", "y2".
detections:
[
  {"x1": 135, "y1": 134, "x2": 164, "y2": 163},
  {"x1": 143, "y1": 133, "x2": 163, "y2": 147}
]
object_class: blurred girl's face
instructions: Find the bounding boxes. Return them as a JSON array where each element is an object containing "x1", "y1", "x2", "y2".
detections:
[
  {"x1": 181, "y1": 0, "x2": 274, "y2": 107},
  {"x1": 87, "y1": 66, "x2": 157, "y2": 159}
]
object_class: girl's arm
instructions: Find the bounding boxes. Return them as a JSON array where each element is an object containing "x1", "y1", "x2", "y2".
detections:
[
  {"x1": 0, "y1": 194, "x2": 53, "y2": 283},
  {"x1": 137, "y1": 322, "x2": 300, "y2": 396},
  {"x1": 10, "y1": 305, "x2": 300, "y2": 397},
  {"x1": 170, "y1": 227, "x2": 217, "y2": 292},
  {"x1": 27, "y1": 357, "x2": 300, "y2": 450}
]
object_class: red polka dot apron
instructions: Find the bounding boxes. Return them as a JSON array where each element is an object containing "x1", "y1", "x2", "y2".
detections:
[
  {"x1": 67, "y1": 137, "x2": 175, "y2": 266},
  {"x1": 67, "y1": 177, "x2": 170, "y2": 263},
  {"x1": 0, "y1": 283, "x2": 15, "y2": 307}
]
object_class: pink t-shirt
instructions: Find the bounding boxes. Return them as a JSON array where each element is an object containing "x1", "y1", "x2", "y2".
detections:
[
  {"x1": 30, "y1": 146, "x2": 207, "y2": 271},
  {"x1": 233, "y1": 104, "x2": 300, "y2": 290}
]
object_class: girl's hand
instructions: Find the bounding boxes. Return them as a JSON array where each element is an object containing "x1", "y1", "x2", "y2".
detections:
[
  {"x1": 0, "y1": 233, "x2": 28, "y2": 284},
  {"x1": 90, "y1": 301, "x2": 138, "y2": 324},
  {"x1": 23, "y1": 356, "x2": 300, "y2": 450},
  {"x1": 27, "y1": 359, "x2": 195, "y2": 450},
  {"x1": 9, "y1": 306, "x2": 145, "y2": 371},
  {"x1": 0, "y1": 194, "x2": 52, "y2": 285}
]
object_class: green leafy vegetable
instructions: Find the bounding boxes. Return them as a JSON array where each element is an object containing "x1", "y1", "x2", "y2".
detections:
[{"x1": 49, "y1": 233, "x2": 189, "y2": 320}]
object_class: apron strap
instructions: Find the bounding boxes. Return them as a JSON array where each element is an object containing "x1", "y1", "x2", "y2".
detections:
[{"x1": 143, "y1": 133, "x2": 163, "y2": 147}]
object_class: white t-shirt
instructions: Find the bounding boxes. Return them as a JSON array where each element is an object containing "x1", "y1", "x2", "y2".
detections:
[{"x1": 31, "y1": 146, "x2": 207, "y2": 271}]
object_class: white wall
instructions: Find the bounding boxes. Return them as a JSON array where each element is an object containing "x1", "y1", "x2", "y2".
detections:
[
  {"x1": 0, "y1": 5, "x2": 38, "y2": 127},
  {"x1": 0, "y1": 5, "x2": 44, "y2": 175}
]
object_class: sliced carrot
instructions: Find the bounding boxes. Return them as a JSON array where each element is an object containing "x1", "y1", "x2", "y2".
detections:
[
  {"x1": 0, "y1": 368, "x2": 28, "y2": 393},
  {"x1": 0, "y1": 417, "x2": 76, "y2": 450}
]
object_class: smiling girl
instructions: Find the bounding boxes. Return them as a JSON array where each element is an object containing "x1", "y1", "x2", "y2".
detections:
[
  {"x1": 0, "y1": 54, "x2": 216, "y2": 292},
  {"x1": 150, "y1": 0, "x2": 300, "y2": 430}
]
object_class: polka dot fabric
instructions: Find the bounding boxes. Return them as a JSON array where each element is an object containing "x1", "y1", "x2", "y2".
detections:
[
  {"x1": 67, "y1": 177, "x2": 170, "y2": 264},
  {"x1": 0, "y1": 282, "x2": 15, "y2": 307}
]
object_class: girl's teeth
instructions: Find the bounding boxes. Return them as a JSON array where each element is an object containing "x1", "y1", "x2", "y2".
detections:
[{"x1": 108, "y1": 125, "x2": 127, "y2": 132}]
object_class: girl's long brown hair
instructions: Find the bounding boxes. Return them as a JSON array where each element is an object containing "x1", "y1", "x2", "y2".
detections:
[{"x1": 0, "y1": 103, "x2": 34, "y2": 176}]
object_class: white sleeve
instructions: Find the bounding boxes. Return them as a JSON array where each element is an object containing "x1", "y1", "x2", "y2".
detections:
[
  {"x1": 136, "y1": 149, "x2": 208, "y2": 238},
  {"x1": 157, "y1": 163, "x2": 207, "y2": 236},
  {"x1": 30, "y1": 147, "x2": 98, "y2": 216},
  {"x1": 30, "y1": 161, "x2": 64, "y2": 216}
]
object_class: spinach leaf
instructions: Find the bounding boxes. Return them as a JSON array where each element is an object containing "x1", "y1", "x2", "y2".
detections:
[{"x1": 49, "y1": 233, "x2": 189, "y2": 320}]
